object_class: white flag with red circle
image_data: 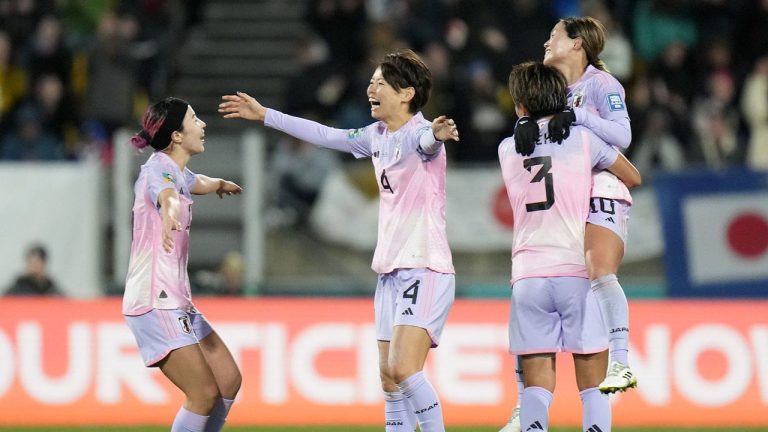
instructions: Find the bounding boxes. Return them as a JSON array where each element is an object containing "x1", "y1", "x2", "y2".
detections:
[{"x1": 683, "y1": 192, "x2": 768, "y2": 284}]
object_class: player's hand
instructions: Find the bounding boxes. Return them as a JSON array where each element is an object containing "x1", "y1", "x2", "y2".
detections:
[
  {"x1": 216, "y1": 180, "x2": 243, "y2": 199},
  {"x1": 514, "y1": 117, "x2": 539, "y2": 156},
  {"x1": 432, "y1": 115, "x2": 460, "y2": 142},
  {"x1": 162, "y1": 217, "x2": 182, "y2": 253},
  {"x1": 547, "y1": 108, "x2": 576, "y2": 144},
  {"x1": 219, "y1": 91, "x2": 267, "y2": 122}
]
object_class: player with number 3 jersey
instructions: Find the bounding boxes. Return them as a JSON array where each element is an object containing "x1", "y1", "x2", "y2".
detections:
[{"x1": 500, "y1": 61, "x2": 641, "y2": 432}]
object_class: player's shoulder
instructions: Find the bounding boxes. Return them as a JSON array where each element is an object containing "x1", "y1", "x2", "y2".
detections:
[
  {"x1": 586, "y1": 66, "x2": 623, "y2": 91},
  {"x1": 498, "y1": 136, "x2": 516, "y2": 156}
]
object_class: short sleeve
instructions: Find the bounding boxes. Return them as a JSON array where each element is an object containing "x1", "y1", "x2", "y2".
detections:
[{"x1": 146, "y1": 162, "x2": 179, "y2": 207}]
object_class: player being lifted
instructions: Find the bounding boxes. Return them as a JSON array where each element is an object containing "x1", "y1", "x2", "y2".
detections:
[{"x1": 502, "y1": 16, "x2": 638, "y2": 432}]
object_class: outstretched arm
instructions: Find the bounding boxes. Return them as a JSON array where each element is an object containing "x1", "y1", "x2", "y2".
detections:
[
  {"x1": 219, "y1": 91, "x2": 358, "y2": 154},
  {"x1": 219, "y1": 91, "x2": 267, "y2": 122},
  {"x1": 191, "y1": 174, "x2": 243, "y2": 198},
  {"x1": 158, "y1": 188, "x2": 182, "y2": 252}
]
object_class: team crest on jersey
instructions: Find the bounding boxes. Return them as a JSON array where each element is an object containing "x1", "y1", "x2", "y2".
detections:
[
  {"x1": 347, "y1": 128, "x2": 364, "y2": 139},
  {"x1": 607, "y1": 93, "x2": 625, "y2": 111},
  {"x1": 162, "y1": 172, "x2": 176, "y2": 184},
  {"x1": 178, "y1": 315, "x2": 192, "y2": 334},
  {"x1": 572, "y1": 92, "x2": 584, "y2": 108}
]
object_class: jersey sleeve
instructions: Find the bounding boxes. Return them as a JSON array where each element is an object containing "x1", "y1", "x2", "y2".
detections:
[
  {"x1": 146, "y1": 161, "x2": 179, "y2": 208},
  {"x1": 415, "y1": 125, "x2": 444, "y2": 160},
  {"x1": 183, "y1": 168, "x2": 197, "y2": 192},
  {"x1": 265, "y1": 109, "x2": 373, "y2": 158},
  {"x1": 587, "y1": 129, "x2": 619, "y2": 170},
  {"x1": 575, "y1": 75, "x2": 632, "y2": 150}
]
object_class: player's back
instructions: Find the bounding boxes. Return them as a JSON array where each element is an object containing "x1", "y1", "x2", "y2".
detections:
[{"x1": 498, "y1": 121, "x2": 610, "y2": 283}]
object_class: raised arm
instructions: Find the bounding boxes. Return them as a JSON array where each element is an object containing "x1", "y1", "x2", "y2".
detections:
[
  {"x1": 219, "y1": 91, "x2": 357, "y2": 154},
  {"x1": 419, "y1": 115, "x2": 461, "y2": 154},
  {"x1": 191, "y1": 174, "x2": 243, "y2": 198},
  {"x1": 157, "y1": 188, "x2": 182, "y2": 252}
]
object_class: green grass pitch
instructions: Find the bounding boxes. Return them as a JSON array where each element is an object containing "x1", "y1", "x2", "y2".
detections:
[{"x1": 2, "y1": 427, "x2": 768, "y2": 431}]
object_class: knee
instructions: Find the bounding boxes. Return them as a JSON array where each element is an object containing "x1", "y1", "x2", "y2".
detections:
[
  {"x1": 379, "y1": 369, "x2": 398, "y2": 392},
  {"x1": 588, "y1": 264, "x2": 616, "y2": 281},
  {"x1": 223, "y1": 369, "x2": 243, "y2": 399},
  {"x1": 389, "y1": 362, "x2": 418, "y2": 385},
  {"x1": 187, "y1": 382, "x2": 221, "y2": 413}
]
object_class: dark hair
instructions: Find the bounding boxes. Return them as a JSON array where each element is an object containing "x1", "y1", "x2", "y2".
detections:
[
  {"x1": 27, "y1": 244, "x2": 47, "y2": 262},
  {"x1": 561, "y1": 16, "x2": 608, "y2": 72},
  {"x1": 508, "y1": 61, "x2": 568, "y2": 119},
  {"x1": 130, "y1": 97, "x2": 189, "y2": 151},
  {"x1": 379, "y1": 49, "x2": 432, "y2": 113}
]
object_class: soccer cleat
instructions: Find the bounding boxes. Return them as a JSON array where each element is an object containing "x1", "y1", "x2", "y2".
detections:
[
  {"x1": 498, "y1": 406, "x2": 521, "y2": 432},
  {"x1": 599, "y1": 361, "x2": 638, "y2": 394}
]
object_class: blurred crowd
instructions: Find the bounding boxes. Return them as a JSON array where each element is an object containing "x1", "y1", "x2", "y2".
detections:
[
  {"x1": 0, "y1": 0, "x2": 201, "y2": 162},
  {"x1": 3, "y1": 0, "x2": 768, "y2": 178},
  {"x1": 291, "y1": 0, "x2": 768, "y2": 178}
]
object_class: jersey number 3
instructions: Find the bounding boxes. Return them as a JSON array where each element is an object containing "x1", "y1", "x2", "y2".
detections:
[{"x1": 524, "y1": 156, "x2": 554, "y2": 212}]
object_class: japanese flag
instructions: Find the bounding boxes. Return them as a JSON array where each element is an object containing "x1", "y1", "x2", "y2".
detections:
[{"x1": 683, "y1": 192, "x2": 768, "y2": 284}]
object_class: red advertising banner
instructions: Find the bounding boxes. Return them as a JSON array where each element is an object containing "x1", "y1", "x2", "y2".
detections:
[{"x1": 0, "y1": 298, "x2": 766, "y2": 427}]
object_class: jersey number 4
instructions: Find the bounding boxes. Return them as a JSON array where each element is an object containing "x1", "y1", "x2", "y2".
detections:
[{"x1": 524, "y1": 156, "x2": 554, "y2": 212}]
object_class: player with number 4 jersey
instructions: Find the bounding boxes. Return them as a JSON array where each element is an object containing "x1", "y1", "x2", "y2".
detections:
[{"x1": 220, "y1": 49, "x2": 459, "y2": 432}]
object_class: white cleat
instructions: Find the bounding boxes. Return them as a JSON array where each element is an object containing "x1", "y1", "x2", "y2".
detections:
[
  {"x1": 498, "y1": 406, "x2": 521, "y2": 432},
  {"x1": 599, "y1": 361, "x2": 638, "y2": 394}
]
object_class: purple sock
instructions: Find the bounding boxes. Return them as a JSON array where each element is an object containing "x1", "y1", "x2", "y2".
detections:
[
  {"x1": 580, "y1": 387, "x2": 611, "y2": 432},
  {"x1": 397, "y1": 372, "x2": 444, "y2": 432},
  {"x1": 171, "y1": 406, "x2": 209, "y2": 432},
  {"x1": 384, "y1": 391, "x2": 417, "y2": 431},
  {"x1": 591, "y1": 274, "x2": 630, "y2": 366},
  {"x1": 203, "y1": 397, "x2": 234, "y2": 432},
  {"x1": 520, "y1": 386, "x2": 552, "y2": 432}
]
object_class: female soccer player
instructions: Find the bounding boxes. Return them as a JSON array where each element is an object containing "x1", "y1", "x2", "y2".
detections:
[
  {"x1": 500, "y1": 61, "x2": 640, "y2": 432},
  {"x1": 219, "y1": 49, "x2": 459, "y2": 432},
  {"x1": 123, "y1": 97, "x2": 243, "y2": 432},
  {"x1": 502, "y1": 16, "x2": 637, "y2": 432}
]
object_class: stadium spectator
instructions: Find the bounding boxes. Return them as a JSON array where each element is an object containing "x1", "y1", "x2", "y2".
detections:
[
  {"x1": 740, "y1": 54, "x2": 768, "y2": 170},
  {"x1": 0, "y1": 30, "x2": 28, "y2": 123},
  {"x1": 5, "y1": 243, "x2": 61, "y2": 296},
  {"x1": 0, "y1": 101, "x2": 64, "y2": 160}
]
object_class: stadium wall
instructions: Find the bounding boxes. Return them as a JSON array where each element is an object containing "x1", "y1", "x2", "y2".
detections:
[{"x1": 0, "y1": 298, "x2": 766, "y2": 427}]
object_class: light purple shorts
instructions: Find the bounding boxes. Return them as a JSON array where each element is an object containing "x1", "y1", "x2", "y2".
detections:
[
  {"x1": 509, "y1": 277, "x2": 607, "y2": 355},
  {"x1": 586, "y1": 198, "x2": 631, "y2": 244},
  {"x1": 124, "y1": 308, "x2": 214, "y2": 367},
  {"x1": 375, "y1": 267, "x2": 455, "y2": 347}
]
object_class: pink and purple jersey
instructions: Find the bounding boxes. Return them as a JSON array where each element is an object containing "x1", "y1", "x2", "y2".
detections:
[
  {"x1": 265, "y1": 109, "x2": 454, "y2": 275},
  {"x1": 123, "y1": 152, "x2": 198, "y2": 315},
  {"x1": 569, "y1": 65, "x2": 633, "y2": 203},
  {"x1": 498, "y1": 121, "x2": 618, "y2": 283}
]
